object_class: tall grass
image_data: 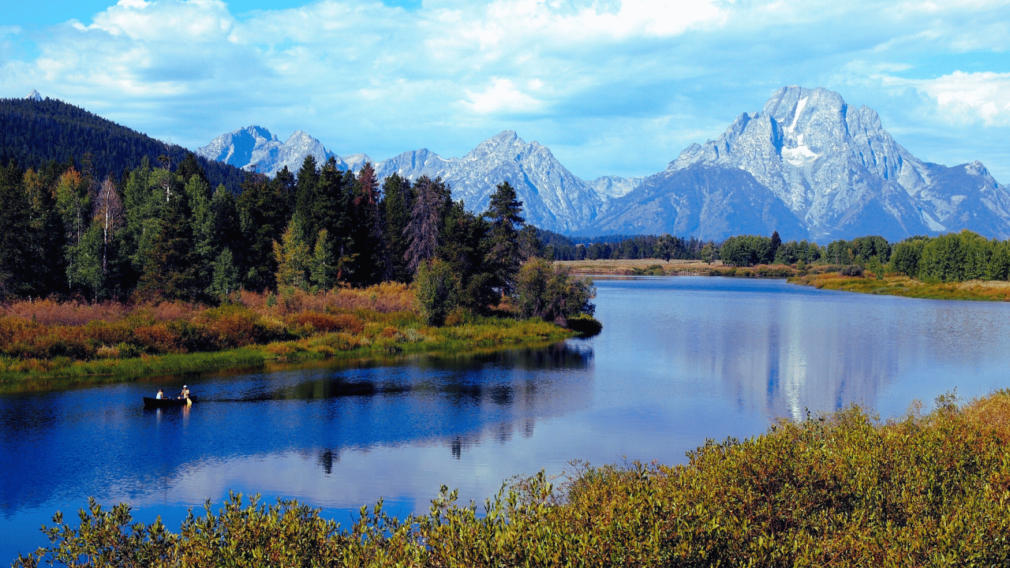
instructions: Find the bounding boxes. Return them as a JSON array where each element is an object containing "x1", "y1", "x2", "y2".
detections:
[
  {"x1": 794, "y1": 272, "x2": 1010, "y2": 301},
  {"x1": 0, "y1": 285, "x2": 576, "y2": 385},
  {"x1": 15, "y1": 391, "x2": 1010, "y2": 567}
]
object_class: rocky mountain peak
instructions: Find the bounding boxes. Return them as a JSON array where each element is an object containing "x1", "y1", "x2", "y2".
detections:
[{"x1": 25, "y1": 89, "x2": 42, "y2": 102}]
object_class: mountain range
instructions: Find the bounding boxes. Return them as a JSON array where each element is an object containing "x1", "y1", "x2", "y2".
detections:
[{"x1": 198, "y1": 86, "x2": 1010, "y2": 241}]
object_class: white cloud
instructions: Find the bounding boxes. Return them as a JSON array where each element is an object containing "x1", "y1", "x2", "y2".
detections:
[
  {"x1": 464, "y1": 78, "x2": 543, "y2": 114},
  {"x1": 6, "y1": 0, "x2": 1010, "y2": 179},
  {"x1": 915, "y1": 71, "x2": 1010, "y2": 126},
  {"x1": 77, "y1": 0, "x2": 234, "y2": 42}
]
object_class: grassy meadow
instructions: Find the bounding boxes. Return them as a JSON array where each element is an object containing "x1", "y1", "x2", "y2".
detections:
[
  {"x1": 792, "y1": 272, "x2": 1010, "y2": 301},
  {"x1": 557, "y1": 258, "x2": 800, "y2": 278},
  {"x1": 0, "y1": 283, "x2": 579, "y2": 387}
]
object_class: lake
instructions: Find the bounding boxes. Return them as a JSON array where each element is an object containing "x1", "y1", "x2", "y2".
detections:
[{"x1": 4, "y1": 276, "x2": 1010, "y2": 561}]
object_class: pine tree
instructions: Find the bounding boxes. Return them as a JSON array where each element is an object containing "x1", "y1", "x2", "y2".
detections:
[
  {"x1": 137, "y1": 190, "x2": 199, "y2": 300},
  {"x1": 294, "y1": 156, "x2": 320, "y2": 243},
  {"x1": 0, "y1": 162, "x2": 35, "y2": 297},
  {"x1": 383, "y1": 173, "x2": 413, "y2": 282},
  {"x1": 405, "y1": 176, "x2": 448, "y2": 274},
  {"x1": 482, "y1": 181, "x2": 525, "y2": 295}
]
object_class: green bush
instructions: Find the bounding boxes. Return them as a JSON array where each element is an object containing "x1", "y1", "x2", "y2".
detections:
[
  {"x1": 414, "y1": 259, "x2": 459, "y2": 326},
  {"x1": 513, "y1": 258, "x2": 595, "y2": 324},
  {"x1": 18, "y1": 391, "x2": 1010, "y2": 567}
]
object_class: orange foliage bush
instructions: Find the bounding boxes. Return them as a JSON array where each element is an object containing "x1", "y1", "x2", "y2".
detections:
[
  {"x1": 133, "y1": 324, "x2": 185, "y2": 354},
  {"x1": 1, "y1": 299, "x2": 128, "y2": 326}
]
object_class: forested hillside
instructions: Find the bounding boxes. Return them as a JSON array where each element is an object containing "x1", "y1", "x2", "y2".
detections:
[{"x1": 0, "y1": 98, "x2": 245, "y2": 191}]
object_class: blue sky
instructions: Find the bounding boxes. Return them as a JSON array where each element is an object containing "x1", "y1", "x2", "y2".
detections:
[{"x1": 3, "y1": 0, "x2": 1010, "y2": 182}]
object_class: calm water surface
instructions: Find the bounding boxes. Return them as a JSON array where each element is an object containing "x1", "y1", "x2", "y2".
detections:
[{"x1": 4, "y1": 277, "x2": 1010, "y2": 560}]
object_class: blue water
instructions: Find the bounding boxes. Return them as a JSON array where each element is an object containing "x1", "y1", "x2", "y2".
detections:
[{"x1": 5, "y1": 277, "x2": 1010, "y2": 562}]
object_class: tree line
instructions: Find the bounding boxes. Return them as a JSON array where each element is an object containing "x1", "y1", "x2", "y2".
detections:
[
  {"x1": 0, "y1": 153, "x2": 595, "y2": 326},
  {"x1": 0, "y1": 98, "x2": 245, "y2": 193}
]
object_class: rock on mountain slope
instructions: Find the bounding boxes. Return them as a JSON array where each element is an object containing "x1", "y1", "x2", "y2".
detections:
[
  {"x1": 374, "y1": 148, "x2": 457, "y2": 181},
  {"x1": 598, "y1": 86, "x2": 1010, "y2": 241},
  {"x1": 197, "y1": 126, "x2": 361, "y2": 177},
  {"x1": 591, "y1": 165, "x2": 807, "y2": 240},
  {"x1": 441, "y1": 131, "x2": 603, "y2": 233},
  {"x1": 373, "y1": 132, "x2": 606, "y2": 233}
]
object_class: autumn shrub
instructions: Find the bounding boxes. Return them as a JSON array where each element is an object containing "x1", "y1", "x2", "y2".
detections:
[
  {"x1": 17, "y1": 391, "x2": 1010, "y2": 567},
  {"x1": 0, "y1": 299, "x2": 128, "y2": 326},
  {"x1": 133, "y1": 324, "x2": 185, "y2": 354},
  {"x1": 199, "y1": 306, "x2": 267, "y2": 348}
]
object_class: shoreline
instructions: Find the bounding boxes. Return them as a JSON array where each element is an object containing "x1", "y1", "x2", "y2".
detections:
[
  {"x1": 557, "y1": 259, "x2": 1010, "y2": 302},
  {"x1": 0, "y1": 317, "x2": 581, "y2": 392}
]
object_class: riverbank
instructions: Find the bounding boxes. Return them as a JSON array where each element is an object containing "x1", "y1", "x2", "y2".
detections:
[
  {"x1": 15, "y1": 389, "x2": 1010, "y2": 567},
  {"x1": 0, "y1": 284, "x2": 589, "y2": 388},
  {"x1": 557, "y1": 258, "x2": 799, "y2": 278},
  {"x1": 792, "y1": 272, "x2": 1010, "y2": 301}
]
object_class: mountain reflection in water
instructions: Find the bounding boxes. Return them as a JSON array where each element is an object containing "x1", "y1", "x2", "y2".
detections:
[{"x1": 6, "y1": 277, "x2": 1010, "y2": 562}]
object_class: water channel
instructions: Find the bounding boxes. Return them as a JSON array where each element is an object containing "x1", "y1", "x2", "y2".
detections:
[{"x1": 4, "y1": 276, "x2": 1010, "y2": 560}]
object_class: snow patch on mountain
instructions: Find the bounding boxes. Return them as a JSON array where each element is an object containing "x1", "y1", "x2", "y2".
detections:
[{"x1": 25, "y1": 89, "x2": 42, "y2": 101}]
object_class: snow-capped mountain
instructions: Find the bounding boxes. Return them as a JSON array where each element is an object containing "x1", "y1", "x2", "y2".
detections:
[
  {"x1": 374, "y1": 148, "x2": 457, "y2": 181},
  {"x1": 592, "y1": 86, "x2": 1010, "y2": 241},
  {"x1": 196, "y1": 126, "x2": 366, "y2": 177},
  {"x1": 587, "y1": 175, "x2": 644, "y2": 199},
  {"x1": 199, "y1": 88, "x2": 1010, "y2": 240},
  {"x1": 25, "y1": 89, "x2": 42, "y2": 101},
  {"x1": 440, "y1": 131, "x2": 603, "y2": 233}
]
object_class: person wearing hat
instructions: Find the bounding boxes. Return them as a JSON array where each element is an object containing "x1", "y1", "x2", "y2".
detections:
[{"x1": 179, "y1": 385, "x2": 190, "y2": 400}]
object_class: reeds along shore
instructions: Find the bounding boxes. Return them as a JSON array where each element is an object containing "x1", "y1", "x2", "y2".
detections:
[
  {"x1": 792, "y1": 272, "x2": 1010, "y2": 301},
  {"x1": 14, "y1": 390, "x2": 1010, "y2": 567},
  {"x1": 0, "y1": 284, "x2": 577, "y2": 384}
]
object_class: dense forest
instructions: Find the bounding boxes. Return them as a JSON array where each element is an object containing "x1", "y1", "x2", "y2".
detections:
[
  {"x1": 0, "y1": 151, "x2": 598, "y2": 325},
  {"x1": 0, "y1": 98, "x2": 245, "y2": 192}
]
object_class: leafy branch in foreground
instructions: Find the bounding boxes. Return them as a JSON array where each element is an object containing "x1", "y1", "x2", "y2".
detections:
[{"x1": 16, "y1": 390, "x2": 1010, "y2": 567}]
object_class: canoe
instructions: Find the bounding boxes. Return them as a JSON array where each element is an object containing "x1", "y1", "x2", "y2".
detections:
[{"x1": 143, "y1": 396, "x2": 197, "y2": 408}]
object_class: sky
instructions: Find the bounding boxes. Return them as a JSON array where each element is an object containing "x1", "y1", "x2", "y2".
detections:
[{"x1": 3, "y1": 0, "x2": 1010, "y2": 182}]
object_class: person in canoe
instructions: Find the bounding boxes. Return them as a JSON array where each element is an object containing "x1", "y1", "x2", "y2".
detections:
[
  {"x1": 155, "y1": 389, "x2": 164, "y2": 400},
  {"x1": 179, "y1": 385, "x2": 191, "y2": 400}
]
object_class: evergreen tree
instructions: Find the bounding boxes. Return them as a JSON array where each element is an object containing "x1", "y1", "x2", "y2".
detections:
[
  {"x1": 347, "y1": 163, "x2": 383, "y2": 285},
  {"x1": 438, "y1": 201, "x2": 495, "y2": 312},
  {"x1": 23, "y1": 167, "x2": 65, "y2": 294},
  {"x1": 482, "y1": 181, "x2": 525, "y2": 295},
  {"x1": 382, "y1": 173, "x2": 413, "y2": 282},
  {"x1": 294, "y1": 156, "x2": 320, "y2": 242},
  {"x1": 405, "y1": 176, "x2": 449, "y2": 274},
  {"x1": 237, "y1": 174, "x2": 291, "y2": 291},
  {"x1": 0, "y1": 162, "x2": 35, "y2": 297},
  {"x1": 137, "y1": 190, "x2": 199, "y2": 300}
]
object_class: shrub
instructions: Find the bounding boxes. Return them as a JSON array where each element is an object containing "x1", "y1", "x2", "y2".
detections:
[
  {"x1": 514, "y1": 258, "x2": 596, "y2": 324},
  {"x1": 414, "y1": 259, "x2": 459, "y2": 326},
  {"x1": 20, "y1": 392, "x2": 1010, "y2": 566},
  {"x1": 840, "y1": 264, "x2": 864, "y2": 277}
]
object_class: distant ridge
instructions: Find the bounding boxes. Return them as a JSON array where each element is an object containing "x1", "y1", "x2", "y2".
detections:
[
  {"x1": 25, "y1": 89, "x2": 42, "y2": 102},
  {"x1": 0, "y1": 97, "x2": 246, "y2": 191},
  {"x1": 191, "y1": 86, "x2": 1010, "y2": 240}
]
